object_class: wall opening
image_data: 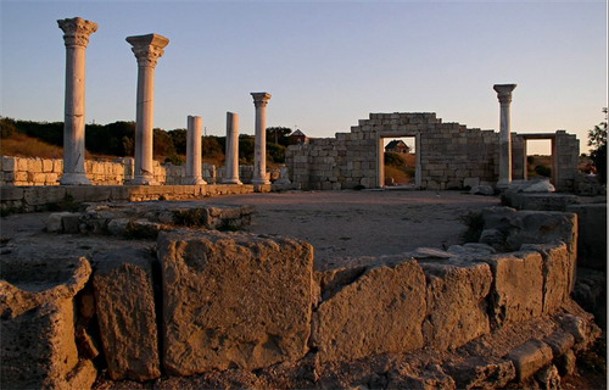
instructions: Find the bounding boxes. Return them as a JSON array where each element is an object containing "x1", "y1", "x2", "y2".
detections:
[
  {"x1": 381, "y1": 136, "x2": 418, "y2": 188},
  {"x1": 525, "y1": 138, "x2": 556, "y2": 184}
]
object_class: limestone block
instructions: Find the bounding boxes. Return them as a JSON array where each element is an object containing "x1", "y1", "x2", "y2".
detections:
[
  {"x1": 42, "y1": 159, "x2": 54, "y2": 172},
  {"x1": 16, "y1": 157, "x2": 28, "y2": 171},
  {"x1": 92, "y1": 249, "x2": 161, "y2": 381},
  {"x1": 507, "y1": 339, "x2": 553, "y2": 381},
  {"x1": 158, "y1": 229, "x2": 314, "y2": 375},
  {"x1": 520, "y1": 243, "x2": 574, "y2": 313},
  {"x1": 421, "y1": 260, "x2": 492, "y2": 350},
  {"x1": 1, "y1": 156, "x2": 16, "y2": 171},
  {"x1": 27, "y1": 158, "x2": 43, "y2": 172},
  {"x1": 14, "y1": 171, "x2": 28, "y2": 182},
  {"x1": 0, "y1": 186, "x2": 24, "y2": 201},
  {"x1": 483, "y1": 251, "x2": 543, "y2": 328},
  {"x1": 312, "y1": 259, "x2": 425, "y2": 363},
  {"x1": 480, "y1": 208, "x2": 577, "y2": 255},
  {"x1": 0, "y1": 257, "x2": 92, "y2": 389},
  {"x1": 567, "y1": 203, "x2": 606, "y2": 270},
  {"x1": 24, "y1": 186, "x2": 67, "y2": 207}
]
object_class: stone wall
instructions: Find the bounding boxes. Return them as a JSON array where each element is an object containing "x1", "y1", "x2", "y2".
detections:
[
  {"x1": 0, "y1": 156, "x2": 284, "y2": 187},
  {"x1": 286, "y1": 112, "x2": 579, "y2": 192},
  {"x1": 1, "y1": 206, "x2": 600, "y2": 389}
]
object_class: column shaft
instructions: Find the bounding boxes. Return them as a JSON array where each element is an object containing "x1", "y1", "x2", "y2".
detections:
[
  {"x1": 126, "y1": 33, "x2": 169, "y2": 185},
  {"x1": 493, "y1": 84, "x2": 517, "y2": 189},
  {"x1": 58, "y1": 17, "x2": 97, "y2": 185},
  {"x1": 223, "y1": 112, "x2": 242, "y2": 184},
  {"x1": 186, "y1": 115, "x2": 205, "y2": 184},
  {"x1": 251, "y1": 92, "x2": 272, "y2": 185}
]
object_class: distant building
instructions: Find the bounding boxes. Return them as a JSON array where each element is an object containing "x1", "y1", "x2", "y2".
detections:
[
  {"x1": 289, "y1": 129, "x2": 308, "y2": 145},
  {"x1": 385, "y1": 139, "x2": 410, "y2": 154}
]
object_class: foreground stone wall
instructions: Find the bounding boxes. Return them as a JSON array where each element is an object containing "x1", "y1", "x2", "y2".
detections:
[
  {"x1": 286, "y1": 112, "x2": 579, "y2": 191},
  {"x1": 1, "y1": 206, "x2": 600, "y2": 389}
]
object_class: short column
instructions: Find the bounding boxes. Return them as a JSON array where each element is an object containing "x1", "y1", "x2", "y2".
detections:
[
  {"x1": 251, "y1": 92, "x2": 272, "y2": 185},
  {"x1": 126, "y1": 34, "x2": 169, "y2": 185},
  {"x1": 57, "y1": 17, "x2": 97, "y2": 185},
  {"x1": 493, "y1": 84, "x2": 517, "y2": 189},
  {"x1": 185, "y1": 115, "x2": 206, "y2": 185},
  {"x1": 223, "y1": 112, "x2": 242, "y2": 184}
]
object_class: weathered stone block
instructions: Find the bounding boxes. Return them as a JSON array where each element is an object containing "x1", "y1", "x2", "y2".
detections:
[
  {"x1": 92, "y1": 248, "x2": 161, "y2": 381},
  {"x1": 520, "y1": 243, "x2": 574, "y2": 313},
  {"x1": 421, "y1": 260, "x2": 492, "y2": 350},
  {"x1": 312, "y1": 259, "x2": 425, "y2": 363},
  {"x1": 0, "y1": 257, "x2": 92, "y2": 389},
  {"x1": 508, "y1": 339, "x2": 553, "y2": 381},
  {"x1": 158, "y1": 229, "x2": 314, "y2": 375},
  {"x1": 444, "y1": 357, "x2": 516, "y2": 390},
  {"x1": 567, "y1": 203, "x2": 606, "y2": 271},
  {"x1": 483, "y1": 251, "x2": 543, "y2": 328}
]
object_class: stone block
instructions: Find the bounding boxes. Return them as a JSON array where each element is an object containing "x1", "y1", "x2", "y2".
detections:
[
  {"x1": 507, "y1": 339, "x2": 553, "y2": 381},
  {"x1": 1, "y1": 156, "x2": 16, "y2": 171},
  {"x1": 0, "y1": 257, "x2": 91, "y2": 389},
  {"x1": 92, "y1": 248, "x2": 161, "y2": 381},
  {"x1": 520, "y1": 243, "x2": 574, "y2": 313},
  {"x1": 157, "y1": 229, "x2": 314, "y2": 375},
  {"x1": 23, "y1": 186, "x2": 67, "y2": 206},
  {"x1": 483, "y1": 251, "x2": 543, "y2": 328},
  {"x1": 421, "y1": 260, "x2": 492, "y2": 350},
  {"x1": 16, "y1": 157, "x2": 28, "y2": 171},
  {"x1": 312, "y1": 259, "x2": 425, "y2": 363},
  {"x1": 567, "y1": 203, "x2": 606, "y2": 270},
  {"x1": 42, "y1": 159, "x2": 54, "y2": 172},
  {"x1": 0, "y1": 186, "x2": 24, "y2": 201}
]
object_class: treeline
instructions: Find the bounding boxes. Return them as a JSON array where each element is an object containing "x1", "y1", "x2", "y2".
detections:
[{"x1": 0, "y1": 117, "x2": 296, "y2": 165}]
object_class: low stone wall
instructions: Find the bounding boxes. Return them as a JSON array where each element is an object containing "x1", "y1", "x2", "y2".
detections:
[
  {"x1": 0, "y1": 183, "x2": 272, "y2": 214},
  {"x1": 0, "y1": 206, "x2": 601, "y2": 389},
  {"x1": 0, "y1": 156, "x2": 285, "y2": 187}
]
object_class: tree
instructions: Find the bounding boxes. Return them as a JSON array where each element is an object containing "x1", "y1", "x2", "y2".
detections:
[
  {"x1": 266, "y1": 127, "x2": 292, "y2": 146},
  {"x1": 588, "y1": 108, "x2": 607, "y2": 183}
]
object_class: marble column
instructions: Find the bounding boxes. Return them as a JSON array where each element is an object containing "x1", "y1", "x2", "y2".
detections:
[
  {"x1": 251, "y1": 92, "x2": 272, "y2": 185},
  {"x1": 126, "y1": 34, "x2": 169, "y2": 185},
  {"x1": 493, "y1": 84, "x2": 517, "y2": 189},
  {"x1": 186, "y1": 115, "x2": 206, "y2": 185},
  {"x1": 57, "y1": 17, "x2": 97, "y2": 185},
  {"x1": 223, "y1": 112, "x2": 242, "y2": 184}
]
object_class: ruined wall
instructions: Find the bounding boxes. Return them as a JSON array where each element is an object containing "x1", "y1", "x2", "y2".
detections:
[
  {"x1": 0, "y1": 206, "x2": 600, "y2": 389},
  {"x1": 286, "y1": 113, "x2": 580, "y2": 192},
  {"x1": 0, "y1": 156, "x2": 283, "y2": 187}
]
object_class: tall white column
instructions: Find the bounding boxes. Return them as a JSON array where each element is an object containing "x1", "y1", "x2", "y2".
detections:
[
  {"x1": 126, "y1": 33, "x2": 169, "y2": 185},
  {"x1": 223, "y1": 112, "x2": 242, "y2": 184},
  {"x1": 493, "y1": 84, "x2": 517, "y2": 189},
  {"x1": 57, "y1": 17, "x2": 97, "y2": 185},
  {"x1": 251, "y1": 92, "x2": 272, "y2": 185},
  {"x1": 186, "y1": 115, "x2": 205, "y2": 185}
]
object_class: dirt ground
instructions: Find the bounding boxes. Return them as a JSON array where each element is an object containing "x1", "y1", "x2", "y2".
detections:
[{"x1": 206, "y1": 189, "x2": 499, "y2": 267}]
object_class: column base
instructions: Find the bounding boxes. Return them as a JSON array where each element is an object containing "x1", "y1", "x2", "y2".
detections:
[
  {"x1": 185, "y1": 177, "x2": 207, "y2": 185},
  {"x1": 496, "y1": 179, "x2": 512, "y2": 190},
  {"x1": 60, "y1": 173, "x2": 91, "y2": 185},
  {"x1": 222, "y1": 178, "x2": 243, "y2": 185},
  {"x1": 131, "y1": 175, "x2": 158, "y2": 185}
]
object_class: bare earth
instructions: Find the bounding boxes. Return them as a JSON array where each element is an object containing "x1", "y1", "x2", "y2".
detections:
[{"x1": 207, "y1": 190, "x2": 500, "y2": 267}]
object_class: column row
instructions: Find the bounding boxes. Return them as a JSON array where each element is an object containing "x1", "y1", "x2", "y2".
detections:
[{"x1": 58, "y1": 17, "x2": 273, "y2": 186}]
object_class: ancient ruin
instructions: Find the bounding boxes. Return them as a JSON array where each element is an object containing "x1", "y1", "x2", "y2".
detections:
[{"x1": 0, "y1": 15, "x2": 605, "y2": 390}]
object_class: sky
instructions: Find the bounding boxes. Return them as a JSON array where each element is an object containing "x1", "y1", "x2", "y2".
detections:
[{"x1": 1, "y1": 0, "x2": 607, "y2": 155}]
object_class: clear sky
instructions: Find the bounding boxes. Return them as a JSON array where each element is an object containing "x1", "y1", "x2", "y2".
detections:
[{"x1": 1, "y1": 0, "x2": 607, "y2": 154}]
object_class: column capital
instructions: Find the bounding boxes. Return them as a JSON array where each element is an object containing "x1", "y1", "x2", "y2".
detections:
[
  {"x1": 126, "y1": 33, "x2": 169, "y2": 68},
  {"x1": 251, "y1": 92, "x2": 272, "y2": 108},
  {"x1": 493, "y1": 84, "x2": 517, "y2": 104},
  {"x1": 58, "y1": 17, "x2": 98, "y2": 48}
]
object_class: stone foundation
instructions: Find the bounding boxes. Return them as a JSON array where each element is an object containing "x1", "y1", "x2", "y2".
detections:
[{"x1": 1, "y1": 204, "x2": 602, "y2": 389}]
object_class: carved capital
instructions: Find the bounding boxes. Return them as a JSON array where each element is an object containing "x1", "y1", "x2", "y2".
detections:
[
  {"x1": 493, "y1": 84, "x2": 517, "y2": 104},
  {"x1": 251, "y1": 92, "x2": 272, "y2": 108},
  {"x1": 58, "y1": 17, "x2": 98, "y2": 48},
  {"x1": 126, "y1": 34, "x2": 170, "y2": 68}
]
